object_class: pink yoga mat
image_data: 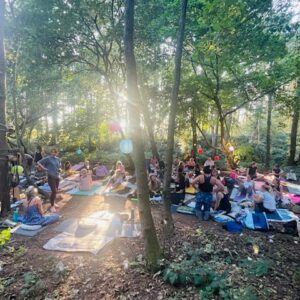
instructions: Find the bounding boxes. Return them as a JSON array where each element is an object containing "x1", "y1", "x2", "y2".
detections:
[{"x1": 289, "y1": 194, "x2": 300, "y2": 204}]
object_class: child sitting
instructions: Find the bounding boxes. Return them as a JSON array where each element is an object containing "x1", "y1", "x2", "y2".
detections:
[{"x1": 79, "y1": 168, "x2": 92, "y2": 191}]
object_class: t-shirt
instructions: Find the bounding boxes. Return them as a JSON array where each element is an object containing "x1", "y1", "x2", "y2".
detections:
[
  {"x1": 95, "y1": 165, "x2": 109, "y2": 177},
  {"x1": 175, "y1": 177, "x2": 185, "y2": 193},
  {"x1": 39, "y1": 155, "x2": 61, "y2": 179},
  {"x1": 34, "y1": 152, "x2": 43, "y2": 163},
  {"x1": 204, "y1": 160, "x2": 215, "y2": 168},
  {"x1": 262, "y1": 191, "x2": 276, "y2": 211},
  {"x1": 248, "y1": 166, "x2": 257, "y2": 176},
  {"x1": 243, "y1": 181, "x2": 253, "y2": 189}
]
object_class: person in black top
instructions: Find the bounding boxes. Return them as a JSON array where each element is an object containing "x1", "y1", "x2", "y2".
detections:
[
  {"x1": 171, "y1": 172, "x2": 186, "y2": 205},
  {"x1": 34, "y1": 145, "x2": 43, "y2": 163},
  {"x1": 247, "y1": 162, "x2": 257, "y2": 180},
  {"x1": 271, "y1": 164, "x2": 283, "y2": 178},
  {"x1": 192, "y1": 166, "x2": 224, "y2": 220}
]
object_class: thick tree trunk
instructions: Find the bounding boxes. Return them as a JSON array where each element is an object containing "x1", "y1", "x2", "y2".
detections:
[
  {"x1": 163, "y1": 0, "x2": 188, "y2": 230},
  {"x1": 0, "y1": 0, "x2": 10, "y2": 216},
  {"x1": 124, "y1": 0, "x2": 161, "y2": 270},
  {"x1": 265, "y1": 94, "x2": 272, "y2": 169},
  {"x1": 288, "y1": 100, "x2": 299, "y2": 165}
]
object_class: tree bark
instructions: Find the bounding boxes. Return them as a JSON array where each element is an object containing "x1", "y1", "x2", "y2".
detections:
[
  {"x1": 265, "y1": 94, "x2": 272, "y2": 169},
  {"x1": 163, "y1": 0, "x2": 188, "y2": 230},
  {"x1": 0, "y1": 0, "x2": 10, "y2": 216},
  {"x1": 142, "y1": 101, "x2": 160, "y2": 160},
  {"x1": 191, "y1": 105, "x2": 197, "y2": 158},
  {"x1": 124, "y1": 0, "x2": 161, "y2": 270},
  {"x1": 288, "y1": 96, "x2": 299, "y2": 165}
]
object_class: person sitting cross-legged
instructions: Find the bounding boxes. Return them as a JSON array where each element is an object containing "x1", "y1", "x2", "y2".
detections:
[{"x1": 23, "y1": 186, "x2": 59, "y2": 226}]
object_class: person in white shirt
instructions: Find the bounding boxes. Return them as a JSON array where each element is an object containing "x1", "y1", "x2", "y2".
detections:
[
  {"x1": 204, "y1": 157, "x2": 215, "y2": 169},
  {"x1": 253, "y1": 184, "x2": 276, "y2": 213}
]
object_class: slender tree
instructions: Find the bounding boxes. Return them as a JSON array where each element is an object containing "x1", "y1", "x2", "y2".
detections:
[
  {"x1": 124, "y1": 0, "x2": 161, "y2": 270},
  {"x1": 163, "y1": 0, "x2": 188, "y2": 229},
  {"x1": 265, "y1": 94, "x2": 273, "y2": 169},
  {"x1": 0, "y1": 0, "x2": 10, "y2": 215},
  {"x1": 288, "y1": 82, "x2": 300, "y2": 165}
]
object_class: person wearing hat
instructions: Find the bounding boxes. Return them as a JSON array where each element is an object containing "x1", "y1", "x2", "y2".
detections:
[
  {"x1": 253, "y1": 184, "x2": 276, "y2": 213},
  {"x1": 22, "y1": 186, "x2": 59, "y2": 226}
]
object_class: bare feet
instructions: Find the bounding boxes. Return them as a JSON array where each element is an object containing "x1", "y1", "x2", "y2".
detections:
[
  {"x1": 50, "y1": 206, "x2": 56, "y2": 213},
  {"x1": 54, "y1": 203, "x2": 60, "y2": 208}
]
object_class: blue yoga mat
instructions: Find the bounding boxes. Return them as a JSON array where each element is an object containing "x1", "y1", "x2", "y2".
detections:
[{"x1": 67, "y1": 185, "x2": 101, "y2": 196}]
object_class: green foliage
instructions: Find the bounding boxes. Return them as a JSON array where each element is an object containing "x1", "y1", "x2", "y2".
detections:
[
  {"x1": 239, "y1": 258, "x2": 272, "y2": 277},
  {"x1": 21, "y1": 272, "x2": 45, "y2": 298},
  {"x1": 0, "y1": 229, "x2": 11, "y2": 247}
]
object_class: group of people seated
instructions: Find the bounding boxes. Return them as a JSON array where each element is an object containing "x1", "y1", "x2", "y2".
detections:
[{"x1": 169, "y1": 157, "x2": 287, "y2": 221}]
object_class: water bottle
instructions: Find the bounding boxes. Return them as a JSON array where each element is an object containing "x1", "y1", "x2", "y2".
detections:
[{"x1": 13, "y1": 208, "x2": 19, "y2": 222}]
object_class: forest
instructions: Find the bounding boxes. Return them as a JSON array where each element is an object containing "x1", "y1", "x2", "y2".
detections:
[{"x1": 0, "y1": 0, "x2": 300, "y2": 299}]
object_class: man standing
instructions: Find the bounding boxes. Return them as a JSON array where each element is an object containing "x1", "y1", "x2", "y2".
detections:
[{"x1": 38, "y1": 149, "x2": 61, "y2": 212}]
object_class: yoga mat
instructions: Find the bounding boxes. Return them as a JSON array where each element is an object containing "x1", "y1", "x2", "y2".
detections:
[
  {"x1": 46, "y1": 211, "x2": 141, "y2": 254},
  {"x1": 230, "y1": 188, "x2": 253, "y2": 202},
  {"x1": 12, "y1": 225, "x2": 46, "y2": 237},
  {"x1": 43, "y1": 231, "x2": 114, "y2": 255},
  {"x1": 67, "y1": 184, "x2": 101, "y2": 196},
  {"x1": 186, "y1": 186, "x2": 196, "y2": 194},
  {"x1": 266, "y1": 209, "x2": 298, "y2": 223},
  {"x1": 70, "y1": 163, "x2": 84, "y2": 171},
  {"x1": 290, "y1": 195, "x2": 300, "y2": 204}
]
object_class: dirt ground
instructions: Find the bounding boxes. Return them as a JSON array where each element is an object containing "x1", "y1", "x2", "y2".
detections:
[{"x1": 0, "y1": 193, "x2": 299, "y2": 300}]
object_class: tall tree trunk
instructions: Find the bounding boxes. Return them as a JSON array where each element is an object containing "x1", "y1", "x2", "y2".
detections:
[
  {"x1": 265, "y1": 94, "x2": 272, "y2": 169},
  {"x1": 163, "y1": 0, "x2": 188, "y2": 230},
  {"x1": 142, "y1": 101, "x2": 160, "y2": 160},
  {"x1": 288, "y1": 95, "x2": 299, "y2": 165},
  {"x1": 191, "y1": 105, "x2": 197, "y2": 158},
  {"x1": 11, "y1": 62, "x2": 21, "y2": 148},
  {"x1": 124, "y1": 0, "x2": 161, "y2": 270},
  {"x1": 0, "y1": 0, "x2": 10, "y2": 216},
  {"x1": 107, "y1": 81, "x2": 135, "y2": 170}
]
